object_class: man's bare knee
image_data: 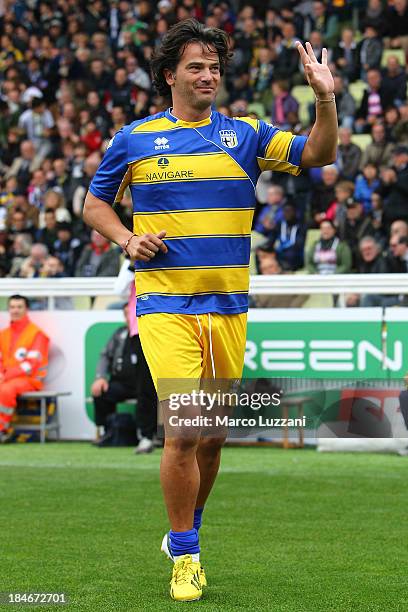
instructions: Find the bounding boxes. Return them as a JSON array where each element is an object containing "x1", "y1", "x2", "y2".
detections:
[
  {"x1": 165, "y1": 435, "x2": 201, "y2": 454},
  {"x1": 198, "y1": 436, "x2": 227, "y2": 453}
]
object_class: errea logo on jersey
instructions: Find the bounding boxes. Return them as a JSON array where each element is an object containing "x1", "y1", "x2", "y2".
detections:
[
  {"x1": 154, "y1": 136, "x2": 170, "y2": 150},
  {"x1": 219, "y1": 130, "x2": 238, "y2": 148}
]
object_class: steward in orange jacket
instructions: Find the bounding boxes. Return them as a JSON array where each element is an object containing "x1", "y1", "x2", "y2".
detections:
[{"x1": 0, "y1": 295, "x2": 49, "y2": 436}]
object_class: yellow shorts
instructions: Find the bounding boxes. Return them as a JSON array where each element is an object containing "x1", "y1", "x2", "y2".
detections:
[{"x1": 138, "y1": 312, "x2": 247, "y2": 400}]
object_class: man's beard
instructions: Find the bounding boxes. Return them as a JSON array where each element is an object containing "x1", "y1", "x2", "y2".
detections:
[{"x1": 184, "y1": 85, "x2": 215, "y2": 112}]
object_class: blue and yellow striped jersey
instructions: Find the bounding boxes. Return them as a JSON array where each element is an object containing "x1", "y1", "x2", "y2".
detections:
[{"x1": 90, "y1": 109, "x2": 307, "y2": 316}]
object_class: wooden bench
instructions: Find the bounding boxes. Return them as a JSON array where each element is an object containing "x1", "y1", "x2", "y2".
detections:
[{"x1": 15, "y1": 391, "x2": 71, "y2": 443}]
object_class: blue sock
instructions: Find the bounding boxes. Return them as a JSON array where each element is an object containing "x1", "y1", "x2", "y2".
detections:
[
  {"x1": 193, "y1": 507, "x2": 204, "y2": 532},
  {"x1": 169, "y1": 528, "x2": 200, "y2": 557}
]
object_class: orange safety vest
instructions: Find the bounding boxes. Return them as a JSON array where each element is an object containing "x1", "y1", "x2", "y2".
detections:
[{"x1": 0, "y1": 320, "x2": 49, "y2": 380}]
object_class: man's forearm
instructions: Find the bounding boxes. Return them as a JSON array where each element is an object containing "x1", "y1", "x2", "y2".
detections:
[
  {"x1": 83, "y1": 192, "x2": 133, "y2": 246},
  {"x1": 302, "y1": 98, "x2": 338, "y2": 167}
]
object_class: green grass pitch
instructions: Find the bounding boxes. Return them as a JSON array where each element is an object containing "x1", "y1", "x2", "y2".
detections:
[{"x1": 1, "y1": 444, "x2": 408, "y2": 612}]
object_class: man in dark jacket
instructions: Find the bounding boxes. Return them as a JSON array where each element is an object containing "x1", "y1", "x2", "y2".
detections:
[
  {"x1": 75, "y1": 229, "x2": 120, "y2": 277},
  {"x1": 53, "y1": 222, "x2": 84, "y2": 276},
  {"x1": 382, "y1": 55, "x2": 407, "y2": 107},
  {"x1": 356, "y1": 236, "x2": 400, "y2": 307},
  {"x1": 339, "y1": 199, "x2": 376, "y2": 268},
  {"x1": 91, "y1": 304, "x2": 157, "y2": 451},
  {"x1": 356, "y1": 69, "x2": 394, "y2": 133},
  {"x1": 381, "y1": 146, "x2": 408, "y2": 229},
  {"x1": 337, "y1": 127, "x2": 361, "y2": 180},
  {"x1": 267, "y1": 203, "x2": 305, "y2": 271}
]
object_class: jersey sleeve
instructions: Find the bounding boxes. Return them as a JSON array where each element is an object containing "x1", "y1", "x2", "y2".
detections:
[
  {"x1": 257, "y1": 120, "x2": 307, "y2": 176},
  {"x1": 89, "y1": 128, "x2": 131, "y2": 205}
]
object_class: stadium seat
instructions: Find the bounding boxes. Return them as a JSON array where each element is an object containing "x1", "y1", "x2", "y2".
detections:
[
  {"x1": 92, "y1": 295, "x2": 120, "y2": 310},
  {"x1": 351, "y1": 133, "x2": 372, "y2": 150},
  {"x1": 73, "y1": 296, "x2": 92, "y2": 310},
  {"x1": 292, "y1": 85, "x2": 315, "y2": 126},
  {"x1": 302, "y1": 294, "x2": 334, "y2": 308},
  {"x1": 304, "y1": 229, "x2": 320, "y2": 253},
  {"x1": 349, "y1": 80, "x2": 366, "y2": 106},
  {"x1": 381, "y1": 48, "x2": 406, "y2": 67}
]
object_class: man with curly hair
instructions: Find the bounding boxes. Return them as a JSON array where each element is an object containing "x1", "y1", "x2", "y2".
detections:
[{"x1": 84, "y1": 18, "x2": 337, "y2": 602}]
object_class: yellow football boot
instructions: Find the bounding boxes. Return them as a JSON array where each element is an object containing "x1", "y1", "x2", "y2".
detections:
[
  {"x1": 170, "y1": 555, "x2": 203, "y2": 602},
  {"x1": 161, "y1": 533, "x2": 208, "y2": 587}
]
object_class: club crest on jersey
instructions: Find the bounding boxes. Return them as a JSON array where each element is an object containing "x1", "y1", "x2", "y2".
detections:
[{"x1": 219, "y1": 130, "x2": 238, "y2": 148}]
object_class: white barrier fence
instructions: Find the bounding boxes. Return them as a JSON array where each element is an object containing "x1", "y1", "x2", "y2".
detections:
[{"x1": 0, "y1": 274, "x2": 407, "y2": 309}]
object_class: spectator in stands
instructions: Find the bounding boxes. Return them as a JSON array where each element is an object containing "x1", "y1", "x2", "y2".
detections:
[
  {"x1": 382, "y1": 55, "x2": 407, "y2": 108},
  {"x1": 326, "y1": 180, "x2": 355, "y2": 226},
  {"x1": 75, "y1": 229, "x2": 120, "y2": 278},
  {"x1": 358, "y1": 236, "x2": 389, "y2": 274},
  {"x1": 19, "y1": 243, "x2": 49, "y2": 279},
  {"x1": 53, "y1": 222, "x2": 84, "y2": 276},
  {"x1": 0, "y1": 230, "x2": 8, "y2": 277},
  {"x1": 5, "y1": 140, "x2": 39, "y2": 190},
  {"x1": 254, "y1": 184, "x2": 288, "y2": 237},
  {"x1": 385, "y1": 0, "x2": 408, "y2": 55},
  {"x1": 252, "y1": 248, "x2": 307, "y2": 308},
  {"x1": 338, "y1": 199, "x2": 376, "y2": 269},
  {"x1": 271, "y1": 80, "x2": 299, "y2": 130},
  {"x1": 7, "y1": 208, "x2": 36, "y2": 241},
  {"x1": 310, "y1": 165, "x2": 339, "y2": 227},
  {"x1": 39, "y1": 190, "x2": 71, "y2": 227},
  {"x1": 306, "y1": 219, "x2": 352, "y2": 275},
  {"x1": 273, "y1": 21, "x2": 300, "y2": 81},
  {"x1": 354, "y1": 163, "x2": 381, "y2": 213},
  {"x1": 266, "y1": 203, "x2": 305, "y2": 271},
  {"x1": 387, "y1": 235, "x2": 408, "y2": 273},
  {"x1": 355, "y1": 70, "x2": 394, "y2": 133},
  {"x1": 370, "y1": 190, "x2": 386, "y2": 243},
  {"x1": 250, "y1": 47, "x2": 274, "y2": 103},
  {"x1": 91, "y1": 304, "x2": 156, "y2": 453},
  {"x1": 0, "y1": 99, "x2": 18, "y2": 159},
  {"x1": 350, "y1": 236, "x2": 401, "y2": 307},
  {"x1": 395, "y1": 104, "x2": 408, "y2": 145},
  {"x1": 310, "y1": 1, "x2": 339, "y2": 48},
  {"x1": 8, "y1": 234, "x2": 33, "y2": 278},
  {"x1": 362, "y1": 0, "x2": 386, "y2": 36},
  {"x1": 229, "y1": 98, "x2": 249, "y2": 118},
  {"x1": 384, "y1": 107, "x2": 401, "y2": 143},
  {"x1": 51, "y1": 158, "x2": 72, "y2": 204},
  {"x1": 35, "y1": 208, "x2": 58, "y2": 254},
  {"x1": 0, "y1": 295, "x2": 49, "y2": 442},
  {"x1": 360, "y1": 123, "x2": 395, "y2": 170},
  {"x1": 380, "y1": 146, "x2": 408, "y2": 229},
  {"x1": 337, "y1": 127, "x2": 361, "y2": 181},
  {"x1": 333, "y1": 27, "x2": 358, "y2": 83},
  {"x1": 27, "y1": 168, "x2": 48, "y2": 210},
  {"x1": 17, "y1": 97, "x2": 54, "y2": 164},
  {"x1": 88, "y1": 58, "x2": 111, "y2": 100},
  {"x1": 125, "y1": 55, "x2": 151, "y2": 91},
  {"x1": 331, "y1": 76, "x2": 356, "y2": 131},
  {"x1": 71, "y1": 153, "x2": 102, "y2": 219},
  {"x1": 356, "y1": 24, "x2": 383, "y2": 79},
  {"x1": 255, "y1": 246, "x2": 279, "y2": 276},
  {"x1": 390, "y1": 219, "x2": 408, "y2": 239}
]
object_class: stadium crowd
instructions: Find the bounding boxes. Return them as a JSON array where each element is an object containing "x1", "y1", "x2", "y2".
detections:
[{"x1": 0, "y1": 0, "x2": 407, "y2": 306}]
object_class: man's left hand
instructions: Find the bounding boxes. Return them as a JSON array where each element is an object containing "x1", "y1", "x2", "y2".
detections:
[{"x1": 296, "y1": 42, "x2": 334, "y2": 98}]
